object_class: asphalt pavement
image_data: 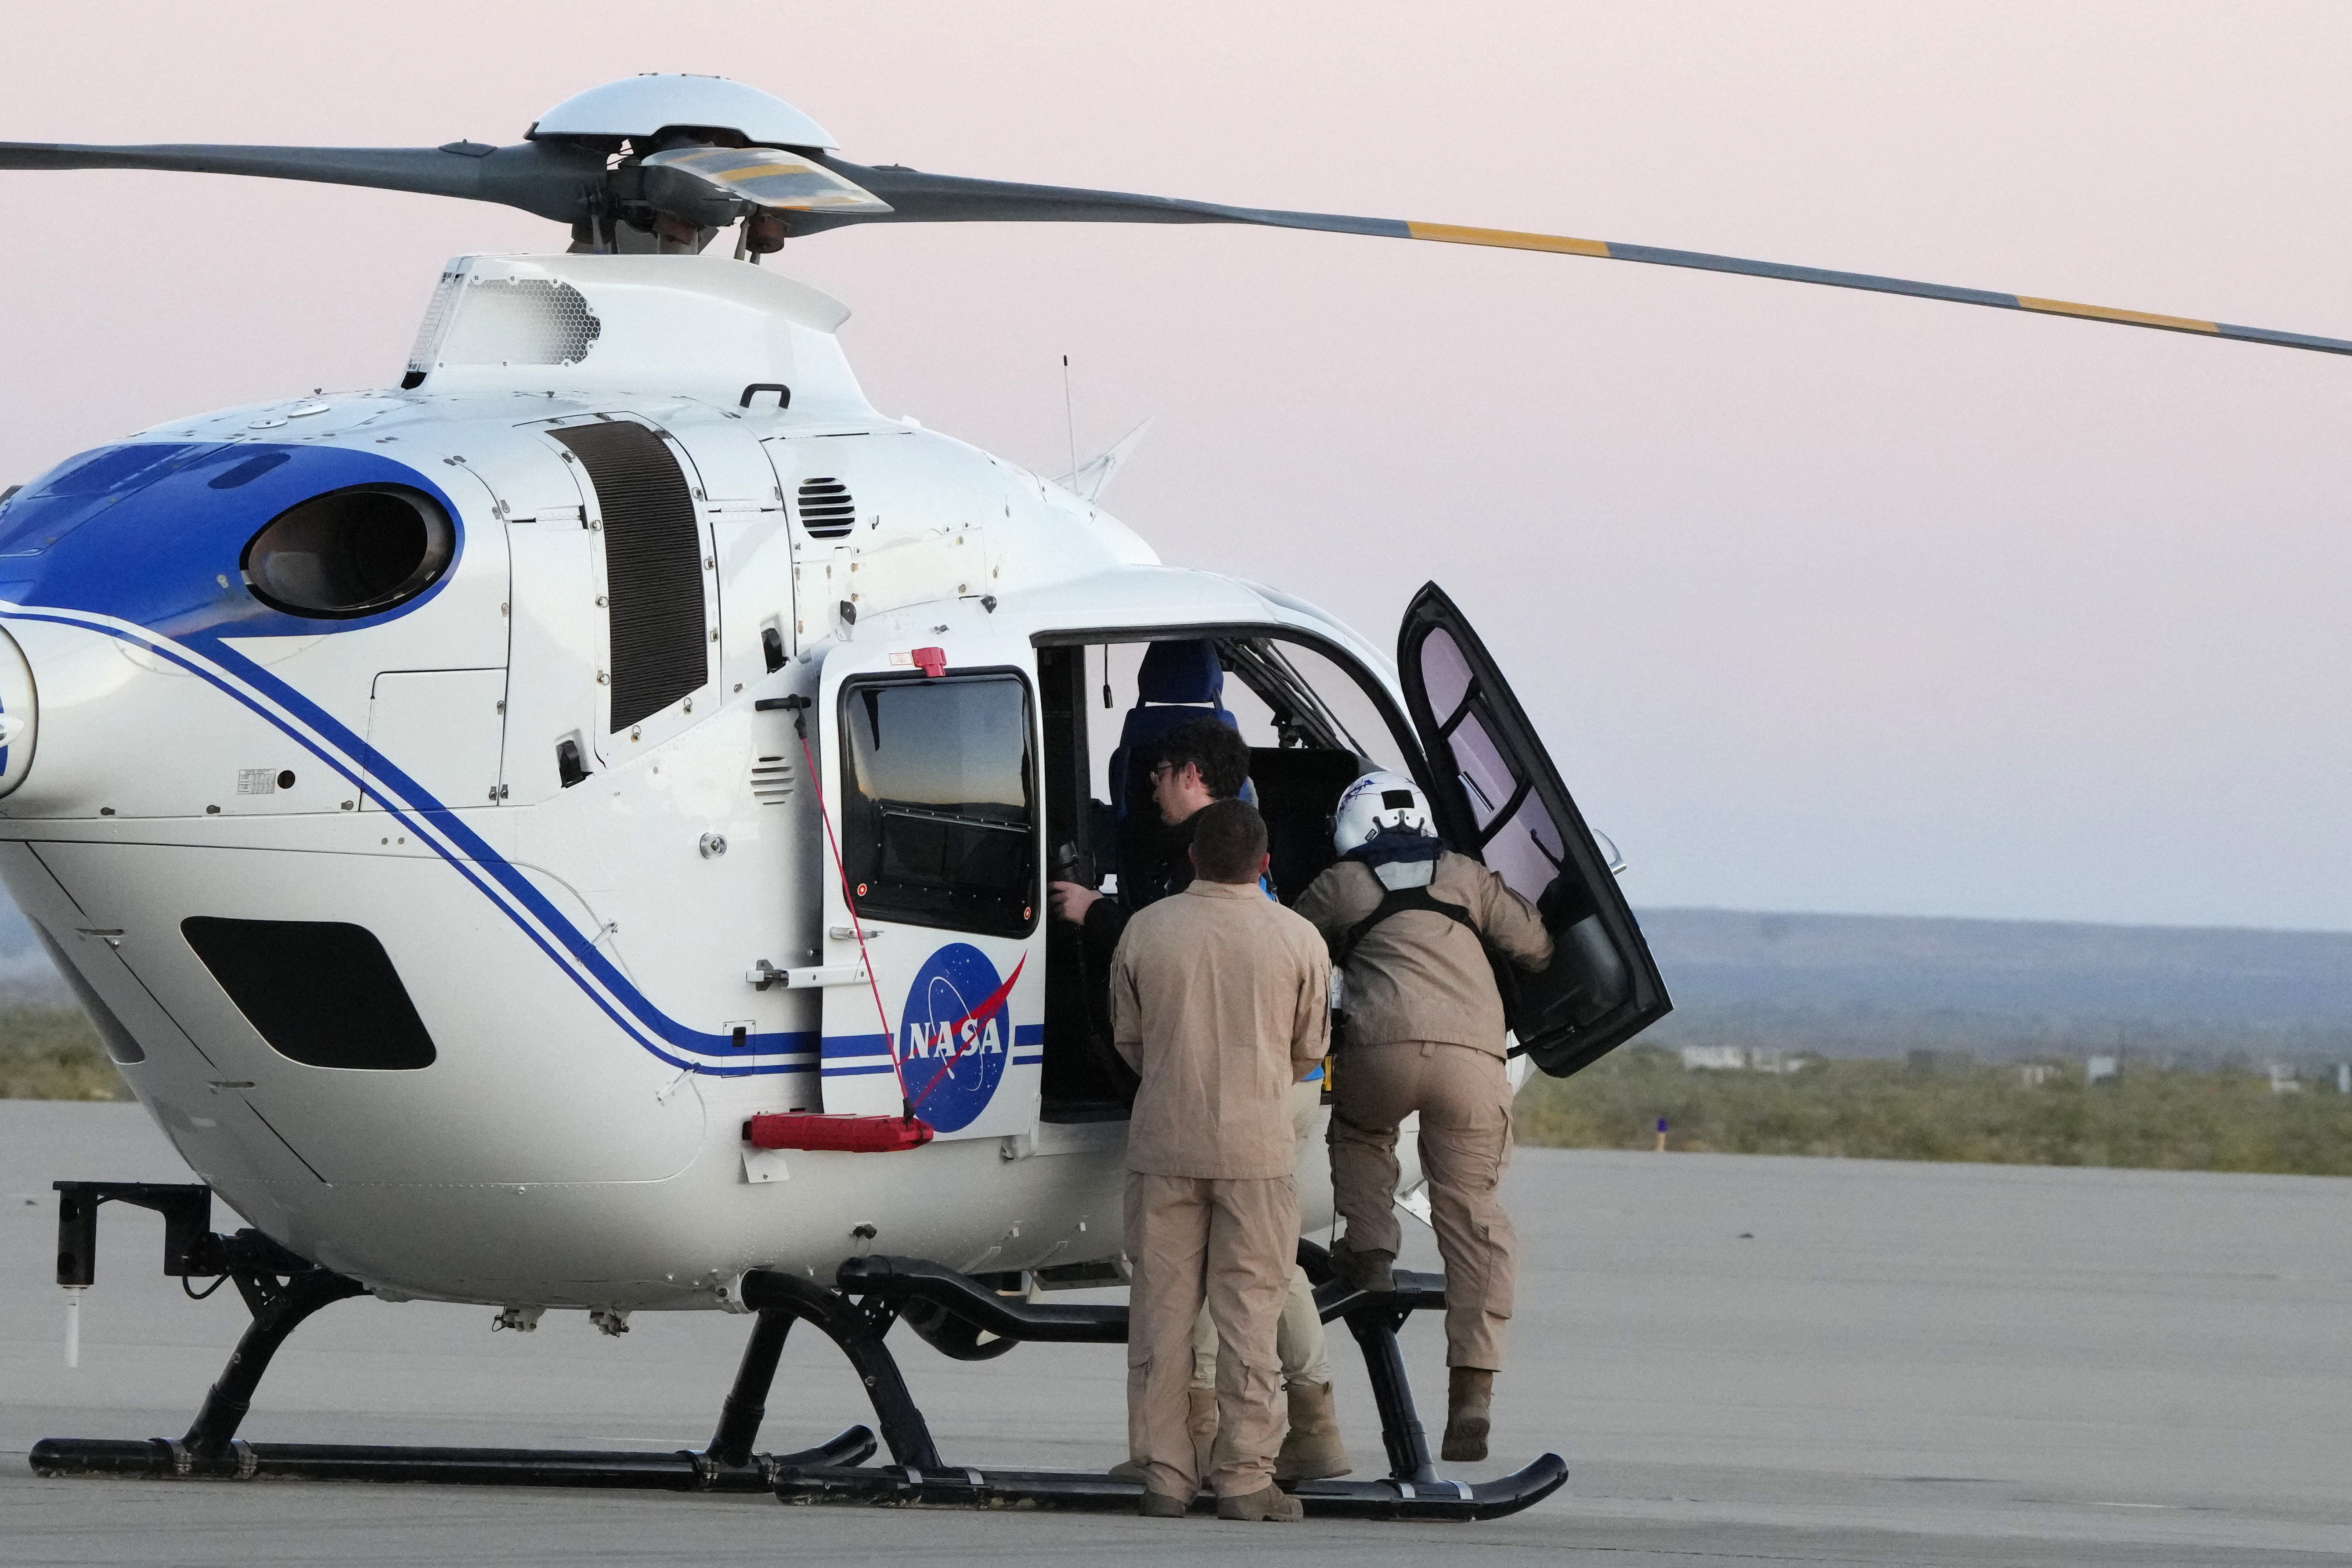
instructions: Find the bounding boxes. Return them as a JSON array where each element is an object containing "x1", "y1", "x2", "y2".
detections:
[{"x1": 3, "y1": 1099, "x2": 2348, "y2": 1566}]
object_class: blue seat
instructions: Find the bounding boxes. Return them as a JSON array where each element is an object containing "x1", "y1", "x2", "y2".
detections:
[
  {"x1": 1106, "y1": 640, "x2": 1253, "y2": 903},
  {"x1": 1109, "y1": 640, "x2": 1237, "y2": 820}
]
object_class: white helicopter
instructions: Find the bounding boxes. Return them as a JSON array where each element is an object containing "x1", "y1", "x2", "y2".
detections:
[{"x1": 2, "y1": 74, "x2": 2338, "y2": 1518}]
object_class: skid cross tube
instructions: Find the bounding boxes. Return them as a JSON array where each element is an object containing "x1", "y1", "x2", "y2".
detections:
[
  {"x1": 184, "y1": 1269, "x2": 371, "y2": 1459},
  {"x1": 706, "y1": 1308, "x2": 795, "y2": 1470},
  {"x1": 739, "y1": 1268, "x2": 944, "y2": 1470},
  {"x1": 1345, "y1": 1300, "x2": 1438, "y2": 1484},
  {"x1": 836, "y1": 1255, "x2": 1128, "y2": 1341},
  {"x1": 1295, "y1": 1240, "x2": 1451, "y2": 1486}
]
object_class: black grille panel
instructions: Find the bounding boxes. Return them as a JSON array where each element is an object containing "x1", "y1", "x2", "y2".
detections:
[
  {"x1": 796, "y1": 477, "x2": 856, "y2": 538},
  {"x1": 553, "y1": 422, "x2": 707, "y2": 731}
]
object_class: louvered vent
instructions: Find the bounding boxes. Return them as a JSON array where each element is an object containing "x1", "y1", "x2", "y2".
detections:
[
  {"x1": 796, "y1": 477, "x2": 856, "y2": 538},
  {"x1": 550, "y1": 421, "x2": 707, "y2": 732},
  {"x1": 430, "y1": 278, "x2": 602, "y2": 369},
  {"x1": 750, "y1": 755, "x2": 795, "y2": 804}
]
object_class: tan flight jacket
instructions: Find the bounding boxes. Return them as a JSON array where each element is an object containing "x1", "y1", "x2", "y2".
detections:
[
  {"x1": 1110, "y1": 880, "x2": 1331, "y2": 1179},
  {"x1": 1294, "y1": 850, "x2": 1553, "y2": 1058}
]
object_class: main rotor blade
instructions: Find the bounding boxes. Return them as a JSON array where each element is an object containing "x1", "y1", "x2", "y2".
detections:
[
  {"x1": 0, "y1": 140, "x2": 604, "y2": 223},
  {"x1": 816, "y1": 161, "x2": 2352, "y2": 358}
]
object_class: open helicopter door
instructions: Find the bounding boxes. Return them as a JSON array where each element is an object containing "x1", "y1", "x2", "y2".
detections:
[
  {"x1": 812, "y1": 637, "x2": 1046, "y2": 1141},
  {"x1": 1397, "y1": 583, "x2": 1670, "y2": 1076}
]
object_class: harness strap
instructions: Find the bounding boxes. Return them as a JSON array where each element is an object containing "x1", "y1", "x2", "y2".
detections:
[
  {"x1": 1332, "y1": 873, "x2": 1535, "y2": 1058},
  {"x1": 1336, "y1": 885, "x2": 1481, "y2": 968}
]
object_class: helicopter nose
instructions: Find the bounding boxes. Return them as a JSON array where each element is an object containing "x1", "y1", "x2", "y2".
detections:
[{"x1": 0, "y1": 624, "x2": 35, "y2": 799}]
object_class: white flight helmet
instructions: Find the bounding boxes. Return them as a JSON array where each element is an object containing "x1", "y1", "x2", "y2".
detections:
[{"x1": 1332, "y1": 770, "x2": 1436, "y2": 854}]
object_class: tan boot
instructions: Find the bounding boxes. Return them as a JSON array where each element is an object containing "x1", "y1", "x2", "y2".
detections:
[
  {"x1": 1137, "y1": 1488, "x2": 1188, "y2": 1518},
  {"x1": 1330, "y1": 1239, "x2": 1395, "y2": 1294},
  {"x1": 1186, "y1": 1384, "x2": 1219, "y2": 1482},
  {"x1": 1272, "y1": 1380, "x2": 1351, "y2": 1481},
  {"x1": 1441, "y1": 1366, "x2": 1493, "y2": 1463},
  {"x1": 1216, "y1": 1484, "x2": 1303, "y2": 1521}
]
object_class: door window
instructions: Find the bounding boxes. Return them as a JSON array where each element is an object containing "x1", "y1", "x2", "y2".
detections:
[
  {"x1": 1418, "y1": 626, "x2": 1569, "y2": 903},
  {"x1": 841, "y1": 673, "x2": 1038, "y2": 938}
]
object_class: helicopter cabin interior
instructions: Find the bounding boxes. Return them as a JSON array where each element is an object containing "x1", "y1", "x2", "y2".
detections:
[
  {"x1": 1031, "y1": 631, "x2": 1420, "y2": 1122},
  {"x1": 826, "y1": 616, "x2": 1658, "y2": 1134}
]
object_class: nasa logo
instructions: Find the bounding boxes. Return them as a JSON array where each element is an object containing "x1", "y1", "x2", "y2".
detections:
[{"x1": 898, "y1": 943, "x2": 1024, "y2": 1134}]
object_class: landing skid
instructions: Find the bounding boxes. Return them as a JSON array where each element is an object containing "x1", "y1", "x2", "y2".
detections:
[
  {"x1": 30, "y1": 1182, "x2": 1566, "y2": 1521},
  {"x1": 769, "y1": 1458, "x2": 1569, "y2": 1520}
]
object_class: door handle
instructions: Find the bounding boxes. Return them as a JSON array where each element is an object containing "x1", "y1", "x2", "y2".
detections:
[{"x1": 747, "y1": 959, "x2": 869, "y2": 991}]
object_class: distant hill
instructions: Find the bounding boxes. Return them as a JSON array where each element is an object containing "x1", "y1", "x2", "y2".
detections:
[
  {"x1": 4, "y1": 890, "x2": 2347, "y2": 1065},
  {"x1": 1636, "y1": 908, "x2": 2352, "y2": 1066}
]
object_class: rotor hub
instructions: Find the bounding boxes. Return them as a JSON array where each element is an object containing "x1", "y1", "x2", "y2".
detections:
[{"x1": 528, "y1": 75, "x2": 838, "y2": 152}]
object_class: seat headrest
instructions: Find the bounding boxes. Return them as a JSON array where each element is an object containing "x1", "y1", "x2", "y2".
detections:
[{"x1": 1136, "y1": 639, "x2": 1223, "y2": 705}]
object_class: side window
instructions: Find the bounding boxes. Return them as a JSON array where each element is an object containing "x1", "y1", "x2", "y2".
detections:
[{"x1": 841, "y1": 673, "x2": 1039, "y2": 937}]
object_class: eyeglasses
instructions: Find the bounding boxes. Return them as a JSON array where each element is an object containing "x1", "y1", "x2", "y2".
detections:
[{"x1": 1147, "y1": 763, "x2": 1176, "y2": 784}]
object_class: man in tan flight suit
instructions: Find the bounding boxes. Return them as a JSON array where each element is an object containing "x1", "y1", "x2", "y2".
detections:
[
  {"x1": 1184, "y1": 1077, "x2": 1348, "y2": 1484},
  {"x1": 1061, "y1": 717, "x2": 1349, "y2": 1484},
  {"x1": 1112, "y1": 798, "x2": 1330, "y2": 1521},
  {"x1": 1294, "y1": 771, "x2": 1553, "y2": 1464}
]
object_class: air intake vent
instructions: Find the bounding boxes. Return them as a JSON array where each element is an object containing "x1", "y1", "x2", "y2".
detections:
[
  {"x1": 796, "y1": 477, "x2": 856, "y2": 538},
  {"x1": 550, "y1": 421, "x2": 708, "y2": 732},
  {"x1": 750, "y1": 755, "x2": 794, "y2": 804},
  {"x1": 180, "y1": 917, "x2": 436, "y2": 1071}
]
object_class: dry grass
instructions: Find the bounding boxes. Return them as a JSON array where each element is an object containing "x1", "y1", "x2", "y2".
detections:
[
  {"x1": 1517, "y1": 1045, "x2": 2352, "y2": 1176},
  {"x1": 12, "y1": 1005, "x2": 2351, "y2": 1176},
  {"x1": 0, "y1": 1004, "x2": 129, "y2": 1101}
]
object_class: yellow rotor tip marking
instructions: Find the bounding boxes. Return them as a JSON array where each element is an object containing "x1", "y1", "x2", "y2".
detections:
[
  {"x1": 1407, "y1": 221, "x2": 1610, "y2": 259},
  {"x1": 2015, "y1": 296, "x2": 2219, "y2": 334}
]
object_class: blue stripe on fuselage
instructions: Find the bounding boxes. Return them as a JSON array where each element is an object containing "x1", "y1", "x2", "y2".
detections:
[{"x1": 0, "y1": 441, "x2": 873, "y2": 1077}]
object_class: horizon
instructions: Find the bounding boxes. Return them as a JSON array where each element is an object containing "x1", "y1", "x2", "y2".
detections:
[{"x1": 1633, "y1": 904, "x2": 2352, "y2": 940}]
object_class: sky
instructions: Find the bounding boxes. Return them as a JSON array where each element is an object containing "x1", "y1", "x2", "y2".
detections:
[{"x1": 3, "y1": 2, "x2": 2350, "y2": 931}]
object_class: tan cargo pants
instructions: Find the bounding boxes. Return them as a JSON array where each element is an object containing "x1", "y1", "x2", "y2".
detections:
[
  {"x1": 1328, "y1": 1038, "x2": 1516, "y2": 1370},
  {"x1": 1124, "y1": 1170, "x2": 1299, "y2": 1499},
  {"x1": 1190, "y1": 1080, "x2": 1332, "y2": 1390}
]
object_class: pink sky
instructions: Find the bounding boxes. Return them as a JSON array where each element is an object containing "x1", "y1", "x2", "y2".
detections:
[{"x1": 5, "y1": 2, "x2": 2350, "y2": 929}]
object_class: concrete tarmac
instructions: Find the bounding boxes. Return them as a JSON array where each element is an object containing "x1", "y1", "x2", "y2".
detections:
[{"x1": 3, "y1": 1099, "x2": 2348, "y2": 1566}]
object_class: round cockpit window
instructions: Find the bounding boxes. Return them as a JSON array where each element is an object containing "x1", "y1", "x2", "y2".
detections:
[{"x1": 240, "y1": 485, "x2": 454, "y2": 619}]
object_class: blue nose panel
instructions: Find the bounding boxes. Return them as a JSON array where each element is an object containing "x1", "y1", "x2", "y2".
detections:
[{"x1": 0, "y1": 442, "x2": 465, "y2": 640}]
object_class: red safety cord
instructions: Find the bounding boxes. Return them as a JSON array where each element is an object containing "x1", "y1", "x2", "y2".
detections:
[{"x1": 795, "y1": 718, "x2": 917, "y2": 1123}]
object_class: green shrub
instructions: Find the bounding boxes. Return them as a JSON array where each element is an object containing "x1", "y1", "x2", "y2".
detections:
[
  {"x1": 0, "y1": 1004, "x2": 128, "y2": 1101},
  {"x1": 1517, "y1": 1045, "x2": 2352, "y2": 1176}
]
